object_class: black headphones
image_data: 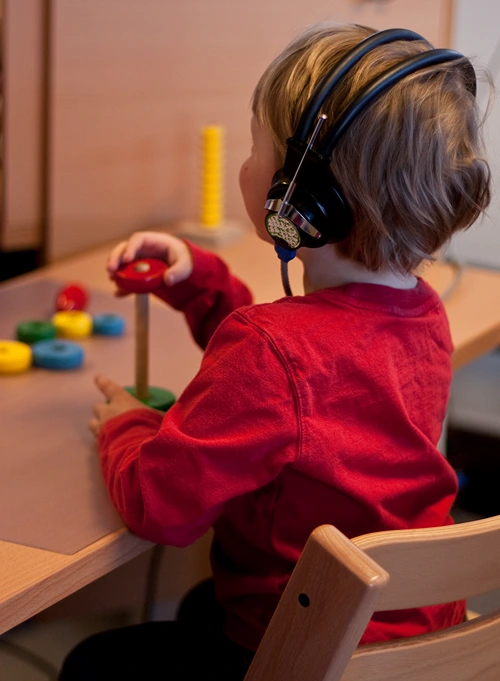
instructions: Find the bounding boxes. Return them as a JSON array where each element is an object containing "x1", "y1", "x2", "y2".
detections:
[{"x1": 264, "y1": 28, "x2": 477, "y2": 259}]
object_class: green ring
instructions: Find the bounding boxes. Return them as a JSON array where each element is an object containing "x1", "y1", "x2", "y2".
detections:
[
  {"x1": 16, "y1": 320, "x2": 57, "y2": 344},
  {"x1": 125, "y1": 385, "x2": 176, "y2": 412}
]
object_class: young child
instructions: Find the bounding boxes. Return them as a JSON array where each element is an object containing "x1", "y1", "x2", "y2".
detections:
[{"x1": 59, "y1": 22, "x2": 491, "y2": 681}]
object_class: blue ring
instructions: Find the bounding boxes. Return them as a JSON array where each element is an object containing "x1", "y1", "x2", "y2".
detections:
[
  {"x1": 32, "y1": 339, "x2": 85, "y2": 370},
  {"x1": 93, "y1": 313, "x2": 126, "y2": 336}
]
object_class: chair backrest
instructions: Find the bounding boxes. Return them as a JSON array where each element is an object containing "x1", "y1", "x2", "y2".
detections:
[{"x1": 244, "y1": 515, "x2": 500, "y2": 681}]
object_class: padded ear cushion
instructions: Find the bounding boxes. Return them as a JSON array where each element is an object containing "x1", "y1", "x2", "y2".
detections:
[{"x1": 266, "y1": 168, "x2": 353, "y2": 247}]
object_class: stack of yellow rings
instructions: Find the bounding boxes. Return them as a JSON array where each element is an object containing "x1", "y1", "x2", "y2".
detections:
[
  {"x1": 0, "y1": 340, "x2": 32, "y2": 375},
  {"x1": 51, "y1": 311, "x2": 93, "y2": 339}
]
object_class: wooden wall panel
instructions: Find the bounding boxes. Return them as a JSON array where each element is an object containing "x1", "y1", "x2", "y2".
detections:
[
  {"x1": 2, "y1": 0, "x2": 44, "y2": 251},
  {"x1": 47, "y1": 0, "x2": 452, "y2": 261}
]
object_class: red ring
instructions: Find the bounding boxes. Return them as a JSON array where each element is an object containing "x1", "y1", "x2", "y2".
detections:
[
  {"x1": 55, "y1": 283, "x2": 89, "y2": 311},
  {"x1": 113, "y1": 258, "x2": 167, "y2": 293}
]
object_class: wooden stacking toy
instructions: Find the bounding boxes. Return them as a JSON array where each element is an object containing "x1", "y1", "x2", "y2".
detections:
[
  {"x1": 52, "y1": 310, "x2": 93, "y2": 339},
  {"x1": 174, "y1": 124, "x2": 244, "y2": 247},
  {"x1": 201, "y1": 125, "x2": 224, "y2": 229},
  {"x1": 113, "y1": 258, "x2": 176, "y2": 411},
  {"x1": 4, "y1": 282, "x2": 127, "y2": 375},
  {"x1": 16, "y1": 320, "x2": 57, "y2": 344},
  {"x1": 0, "y1": 340, "x2": 32, "y2": 375},
  {"x1": 55, "y1": 282, "x2": 89, "y2": 311},
  {"x1": 32, "y1": 339, "x2": 85, "y2": 370},
  {"x1": 11, "y1": 316, "x2": 85, "y2": 371},
  {"x1": 92, "y1": 313, "x2": 126, "y2": 336}
]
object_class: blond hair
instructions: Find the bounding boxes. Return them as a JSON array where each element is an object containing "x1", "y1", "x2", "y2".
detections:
[{"x1": 252, "y1": 23, "x2": 492, "y2": 273}]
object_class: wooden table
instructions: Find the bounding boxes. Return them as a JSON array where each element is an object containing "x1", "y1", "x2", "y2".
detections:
[
  {"x1": 3, "y1": 229, "x2": 500, "y2": 635},
  {"x1": 423, "y1": 261, "x2": 500, "y2": 371}
]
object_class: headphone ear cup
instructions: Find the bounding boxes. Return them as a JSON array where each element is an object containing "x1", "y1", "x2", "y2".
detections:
[
  {"x1": 266, "y1": 167, "x2": 353, "y2": 247},
  {"x1": 317, "y1": 170, "x2": 353, "y2": 243},
  {"x1": 266, "y1": 168, "x2": 290, "y2": 202}
]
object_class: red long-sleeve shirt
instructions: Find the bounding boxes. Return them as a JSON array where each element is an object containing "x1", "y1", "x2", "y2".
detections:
[{"x1": 98, "y1": 242, "x2": 463, "y2": 651}]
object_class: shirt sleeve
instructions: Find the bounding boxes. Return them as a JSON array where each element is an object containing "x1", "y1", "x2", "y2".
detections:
[
  {"x1": 97, "y1": 308, "x2": 299, "y2": 547},
  {"x1": 153, "y1": 241, "x2": 253, "y2": 349}
]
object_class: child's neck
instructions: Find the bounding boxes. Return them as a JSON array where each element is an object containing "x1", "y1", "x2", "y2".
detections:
[{"x1": 299, "y1": 245, "x2": 418, "y2": 294}]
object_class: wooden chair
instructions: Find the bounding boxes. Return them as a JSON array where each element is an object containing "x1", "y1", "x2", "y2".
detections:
[{"x1": 244, "y1": 516, "x2": 500, "y2": 681}]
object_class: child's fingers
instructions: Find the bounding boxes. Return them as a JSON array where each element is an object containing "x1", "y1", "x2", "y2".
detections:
[
  {"x1": 107, "y1": 232, "x2": 160, "y2": 272},
  {"x1": 94, "y1": 373, "x2": 122, "y2": 400},
  {"x1": 113, "y1": 289, "x2": 131, "y2": 298},
  {"x1": 107, "y1": 241, "x2": 129, "y2": 272},
  {"x1": 164, "y1": 254, "x2": 193, "y2": 285},
  {"x1": 163, "y1": 241, "x2": 193, "y2": 285},
  {"x1": 88, "y1": 417, "x2": 100, "y2": 436},
  {"x1": 120, "y1": 232, "x2": 154, "y2": 263}
]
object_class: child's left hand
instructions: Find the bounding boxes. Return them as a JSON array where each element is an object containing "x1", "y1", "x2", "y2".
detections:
[{"x1": 89, "y1": 373, "x2": 155, "y2": 436}]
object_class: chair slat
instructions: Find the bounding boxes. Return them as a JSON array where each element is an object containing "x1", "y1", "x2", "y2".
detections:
[
  {"x1": 353, "y1": 516, "x2": 500, "y2": 610},
  {"x1": 244, "y1": 525, "x2": 389, "y2": 681},
  {"x1": 342, "y1": 610, "x2": 500, "y2": 681}
]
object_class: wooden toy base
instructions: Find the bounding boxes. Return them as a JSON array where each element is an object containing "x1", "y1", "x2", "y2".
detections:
[
  {"x1": 172, "y1": 219, "x2": 247, "y2": 249},
  {"x1": 125, "y1": 385, "x2": 176, "y2": 412}
]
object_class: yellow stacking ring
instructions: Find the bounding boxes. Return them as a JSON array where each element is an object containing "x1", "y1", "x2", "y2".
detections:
[
  {"x1": 0, "y1": 340, "x2": 32, "y2": 375},
  {"x1": 52, "y1": 310, "x2": 93, "y2": 339}
]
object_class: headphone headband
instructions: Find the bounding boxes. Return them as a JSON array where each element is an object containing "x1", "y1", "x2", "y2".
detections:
[
  {"x1": 320, "y1": 48, "x2": 474, "y2": 157},
  {"x1": 294, "y1": 28, "x2": 425, "y2": 142}
]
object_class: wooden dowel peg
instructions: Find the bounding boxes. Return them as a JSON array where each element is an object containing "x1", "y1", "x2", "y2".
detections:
[
  {"x1": 135, "y1": 293, "x2": 149, "y2": 401},
  {"x1": 112, "y1": 257, "x2": 176, "y2": 411}
]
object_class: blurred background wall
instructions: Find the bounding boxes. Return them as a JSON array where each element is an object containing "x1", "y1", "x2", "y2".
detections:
[{"x1": 1, "y1": 0, "x2": 454, "y2": 265}]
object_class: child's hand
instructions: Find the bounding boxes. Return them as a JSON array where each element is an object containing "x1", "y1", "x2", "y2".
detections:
[
  {"x1": 89, "y1": 373, "x2": 156, "y2": 436},
  {"x1": 107, "y1": 231, "x2": 193, "y2": 292}
]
